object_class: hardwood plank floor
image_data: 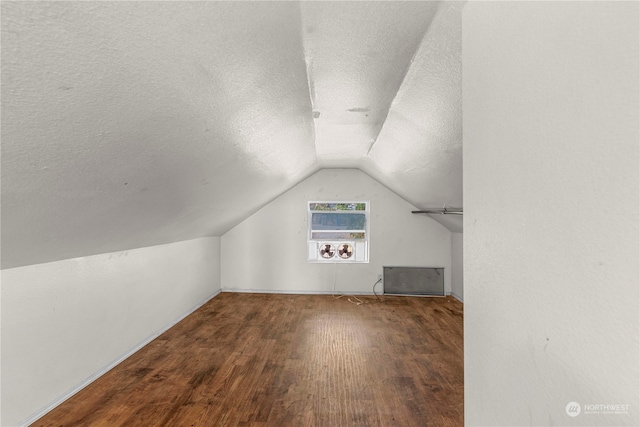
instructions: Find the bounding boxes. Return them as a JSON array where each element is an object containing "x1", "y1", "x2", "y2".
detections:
[{"x1": 35, "y1": 293, "x2": 463, "y2": 427}]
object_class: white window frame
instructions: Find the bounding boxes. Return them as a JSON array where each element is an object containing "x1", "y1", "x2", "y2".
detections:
[{"x1": 307, "y1": 201, "x2": 370, "y2": 263}]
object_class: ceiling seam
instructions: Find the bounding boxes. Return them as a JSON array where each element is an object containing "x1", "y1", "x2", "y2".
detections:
[{"x1": 297, "y1": 1, "x2": 319, "y2": 163}]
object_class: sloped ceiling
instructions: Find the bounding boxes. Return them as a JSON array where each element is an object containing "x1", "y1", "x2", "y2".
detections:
[{"x1": 1, "y1": 1, "x2": 463, "y2": 269}]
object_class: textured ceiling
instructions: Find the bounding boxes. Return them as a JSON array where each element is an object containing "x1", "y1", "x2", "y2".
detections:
[{"x1": 1, "y1": 1, "x2": 463, "y2": 269}]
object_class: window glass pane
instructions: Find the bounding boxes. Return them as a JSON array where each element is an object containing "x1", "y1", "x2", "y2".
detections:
[
  {"x1": 309, "y1": 203, "x2": 366, "y2": 211},
  {"x1": 311, "y1": 232, "x2": 366, "y2": 240},
  {"x1": 311, "y1": 213, "x2": 366, "y2": 231}
]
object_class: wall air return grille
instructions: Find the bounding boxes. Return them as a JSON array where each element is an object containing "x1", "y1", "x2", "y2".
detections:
[{"x1": 383, "y1": 267, "x2": 445, "y2": 296}]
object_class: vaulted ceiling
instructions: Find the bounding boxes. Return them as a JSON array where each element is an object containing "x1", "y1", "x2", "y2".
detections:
[{"x1": 1, "y1": 1, "x2": 463, "y2": 269}]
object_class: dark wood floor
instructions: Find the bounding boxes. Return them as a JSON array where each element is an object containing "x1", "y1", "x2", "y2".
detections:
[{"x1": 36, "y1": 292, "x2": 463, "y2": 427}]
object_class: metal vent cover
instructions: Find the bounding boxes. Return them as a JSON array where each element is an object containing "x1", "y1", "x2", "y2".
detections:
[{"x1": 383, "y1": 267, "x2": 445, "y2": 296}]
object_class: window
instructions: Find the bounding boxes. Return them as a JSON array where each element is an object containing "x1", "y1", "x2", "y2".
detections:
[{"x1": 307, "y1": 201, "x2": 369, "y2": 263}]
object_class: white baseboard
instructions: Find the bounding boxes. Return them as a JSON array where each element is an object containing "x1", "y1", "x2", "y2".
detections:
[
  {"x1": 18, "y1": 289, "x2": 222, "y2": 427},
  {"x1": 223, "y1": 289, "x2": 457, "y2": 299},
  {"x1": 449, "y1": 291, "x2": 464, "y2": 303},
  {"x1": 221, "y1": 288, "x2": 373, "y2": 295}
]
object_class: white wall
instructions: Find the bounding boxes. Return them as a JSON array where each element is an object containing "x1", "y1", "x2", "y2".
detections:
[
  {"x1": 1, "y1": 237, "x2": 221, "y2": 427},
  {"x1": 464, "y1": 2, "x2": 638, "y2": 427},
  {"x1": 451, "y1": 232, "x2": 463, "y2": 302},
  {"x1": 222, "y1": 169, "x2": 451, "y2": 295}
]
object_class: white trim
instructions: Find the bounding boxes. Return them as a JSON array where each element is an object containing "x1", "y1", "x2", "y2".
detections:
[
  {"x1": 222, "y1": 289, "x2": 455, "y2": 299},
  {"x1": 385, "y1": 293, "x2": 446, "y2": 298},
  {"x1": 449, "y1": 291, "x2": 464, "y2": 303},
  {"x1": 18, "y1": 289, "x2": 222, "y2": 427},
  {"x1": 221, "y1": 288, "x2": 373, "y2": 296}
]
